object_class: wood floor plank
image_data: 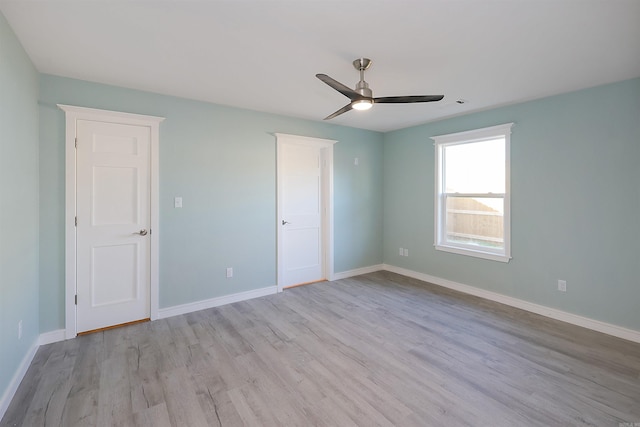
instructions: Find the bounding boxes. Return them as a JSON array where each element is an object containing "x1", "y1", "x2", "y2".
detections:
[
  {"x1": 95, "y1": 354, "x2": 134, "y2": 426},
  {"x1": 194, "y1": 386, "x2": 242, "y2": 427},
  {"x1": 159, "y1": 366, "x2": 209, "y2": 427},
  {"x1": 132, "y1": 402, "x2": 171, "y2": 427},
  {"x1": 59, "y1": 338, "x2": 100, "y2": 426},
  {"x1": 3, "y1": 271, "x2": 640, "y2": 426},
  {"x1": 128, "y1": 349, "x2": 166, "y2": 413}
]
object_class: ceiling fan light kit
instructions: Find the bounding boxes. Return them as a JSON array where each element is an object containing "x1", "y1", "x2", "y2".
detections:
[
  {"x1": 352, "y1": 99, "x2": 373, "y2": 111},
  {"x1": 316, "y1": 58, "x2": 444, "y2": 120}
]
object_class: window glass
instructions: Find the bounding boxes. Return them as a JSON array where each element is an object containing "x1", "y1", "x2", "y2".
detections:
[
  {"x1": 443, "y1": 138, "x2": 505, "y2": 194},
  {"x1": 432, "y1": 123, "x2": 512, "y2": 262}
]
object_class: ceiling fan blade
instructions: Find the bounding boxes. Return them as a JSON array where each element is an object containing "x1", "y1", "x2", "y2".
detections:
[
  {"x1": 373, "y1": 95, "x2": 444, "y2": 104},
  {"x1": 316, "y1": 74, "x2": 360, "y2": 100},
  {"x1": 323, "y1": 103, "x2": 353, "y2": 120}
]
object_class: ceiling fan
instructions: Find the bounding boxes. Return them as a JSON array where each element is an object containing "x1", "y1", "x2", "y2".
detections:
[{"x1": 316, "y1": 58, "x2": 444, "y2": 120}]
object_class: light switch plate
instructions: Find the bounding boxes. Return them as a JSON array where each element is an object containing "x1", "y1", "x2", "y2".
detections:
[{"x1": 174, "y1": 197, "x2": 182, "y2": 208}]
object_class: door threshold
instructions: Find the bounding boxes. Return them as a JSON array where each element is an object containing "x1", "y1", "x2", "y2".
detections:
[
  {"x1": 283, "y1": 279, "x2": 327, "y2": 290},
  {"x1": 77, "y1": 318, "x2": 150, "y2": 336}
]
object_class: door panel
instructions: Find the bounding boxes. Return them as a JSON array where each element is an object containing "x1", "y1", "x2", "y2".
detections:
[
  {"x1": 281, "y1": 143, "x2": 323, "y2": 287},
  {"x1": 92, "y1": 166, "x2": 138, "y2": 225},
  {"x1": 76, "y1": 120, "x2": 151, "y2": 333},
  {"x1": 91, "y1": 243, "x2": 137, "y2": 306}
]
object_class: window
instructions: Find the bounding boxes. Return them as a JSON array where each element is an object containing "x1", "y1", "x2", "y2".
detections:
[{"x1": 432, "y1": 123, "x2": 513, "y2": 262}]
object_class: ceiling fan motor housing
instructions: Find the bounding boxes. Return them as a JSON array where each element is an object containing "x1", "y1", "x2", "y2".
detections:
[{"x1": 355, "y1": 80, "x2": 373, "y2": 98}]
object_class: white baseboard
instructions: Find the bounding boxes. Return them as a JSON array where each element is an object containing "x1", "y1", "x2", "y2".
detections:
[
  {"x1": 332, "y1": 264, "x2": 384, "y2": 281},
  {"x1": 158, "y1": 286, "x2": 278, "y2": 319},
  {"x1": 1, "y1": 329, "x2": 68, "y2": 420},
  {"x1": 0, "y1": 338, "x2": 39, "y2": 421},
  {"x1": 38, "y1": 329, "x2": 66, "y2": 346},
  {"x1": 382, "y1": 264, "x2": 640, "y2": 344}
]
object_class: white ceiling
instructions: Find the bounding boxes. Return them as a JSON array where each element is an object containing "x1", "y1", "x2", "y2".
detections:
[{"x1": 1, "y1": 0, "x2": 639, "y2": 132}]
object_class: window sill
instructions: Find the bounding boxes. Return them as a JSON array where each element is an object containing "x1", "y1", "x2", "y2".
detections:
[{"x1": 435, "y1": 244, "x2": 511, "y2": 263}]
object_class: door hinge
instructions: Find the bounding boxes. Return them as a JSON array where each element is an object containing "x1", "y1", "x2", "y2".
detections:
[
  {"x1": 75, "y1": 216, "x2": 77, "y2": 227},
  {"x1": 75, "y1": 137, "x2": 77, "y2": 149},
  {"x1": 74, "y1": 294, "x2": 77, "y2": 305}
]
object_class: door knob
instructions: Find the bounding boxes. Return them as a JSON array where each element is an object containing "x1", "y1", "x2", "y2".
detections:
[
  {"x1": 282, "y1": 220, "x2": 290, "y2": 225},
  {"x1": 134, "y1": 229, "x2": 148, "y2": 236}
]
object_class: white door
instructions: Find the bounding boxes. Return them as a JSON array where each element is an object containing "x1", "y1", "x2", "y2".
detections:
[
  {"x1": 76, "y1": 119, "x2": 151, "y2": 333},
  {"x1": 277, "y1": 134, "x2": 336, "y2": 290}
]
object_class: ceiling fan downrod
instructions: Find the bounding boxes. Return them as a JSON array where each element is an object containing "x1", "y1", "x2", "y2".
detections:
[{"x1": 353, "y1": 58, "x2": 373, "y2": 98}]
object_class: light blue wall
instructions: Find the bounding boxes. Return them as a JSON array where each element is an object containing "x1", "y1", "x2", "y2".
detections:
[
  {"x1": 383, "y1": 78, "x2": 640, "y2": 330},
  {"x1": 2, "y1": 7, "x2": 638, "y2": 404},
  {"x1": 0, "y1": 12, "x2": 40, "y2": 401},
  {"x1": 38, "y1": 75, "x2": 384, "y2": 331}
]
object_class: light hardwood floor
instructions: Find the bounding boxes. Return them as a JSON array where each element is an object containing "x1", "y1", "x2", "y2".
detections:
[{"x1": 2, "y1": 271, "x2": 640, "y2": 426}]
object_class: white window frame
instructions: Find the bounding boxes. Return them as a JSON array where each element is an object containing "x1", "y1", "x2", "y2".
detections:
[{"x1": 432, "y1": 123, "x2": 513, "y2": 263}]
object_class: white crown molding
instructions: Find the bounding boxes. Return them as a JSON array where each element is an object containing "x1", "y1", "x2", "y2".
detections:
[{"x1": 57, "y1": 104, "x2": 165, "y2": 124}]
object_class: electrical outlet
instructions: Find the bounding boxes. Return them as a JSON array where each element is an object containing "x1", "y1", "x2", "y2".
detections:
[
  {"x1": 558, "y1": 280, "x2": 567, "y2": 292},
  {"x1": 18, "y1": 320, "x2": 22, "y2": 340},
  {"x1": 226, "y1": 267, "x2": 233, "y2": 278},
  {"x1": 399, "y1": 247, "x2": 404, "y2": 256}
]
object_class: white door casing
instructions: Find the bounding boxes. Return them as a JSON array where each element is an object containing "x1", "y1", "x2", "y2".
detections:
[
  {"x1": 276, "y1": 133, "x2": 336, "y2": 291},
  {"x1": 60, "y1": 105, "x2": 164, "y2": 338}
]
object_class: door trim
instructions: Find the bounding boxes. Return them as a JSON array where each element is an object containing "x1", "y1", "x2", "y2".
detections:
[
  {"x1": 275, "y1": 133, "x2": 337, "y2": 293},
  {"x1": 59, "y1": 104, "x2": 164, "y2": 339}
]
